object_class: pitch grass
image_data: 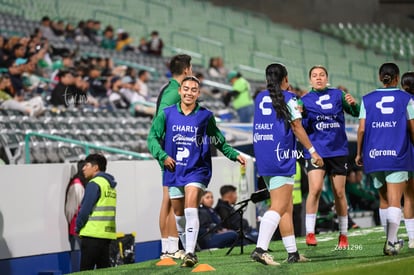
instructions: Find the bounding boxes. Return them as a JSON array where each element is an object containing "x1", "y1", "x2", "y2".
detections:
[{"x1": 72, "y1": 226, "x2": 414, "y2": 274}]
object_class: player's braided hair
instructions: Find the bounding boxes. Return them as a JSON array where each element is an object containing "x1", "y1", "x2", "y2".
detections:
[{"x1": 265, "y1": 63, "x2": 291, "y2": 128}]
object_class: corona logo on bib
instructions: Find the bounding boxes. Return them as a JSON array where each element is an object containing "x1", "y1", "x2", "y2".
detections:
[{"x1": 375, "y1": 96, "x2": 395, "y2": 114}]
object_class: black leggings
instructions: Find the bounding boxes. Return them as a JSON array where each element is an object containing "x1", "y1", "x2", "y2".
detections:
[{"x1": 80, "y1": 236, "x2": 111, "y2": 271}]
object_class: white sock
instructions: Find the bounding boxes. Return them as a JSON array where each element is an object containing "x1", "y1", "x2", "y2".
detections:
[
  {"x1": 257, "y1": 210, "x2": 280, "y2": 251},
  {"x1": 405, "y1": 218, "x2": 414, "y2": 240},
  {"x1": 161, "y1": 238, "x2": 168, "y2": 253},
  {"x1": 168, "y1": 236, "x2": 179, "y2": 253},
  {"x1": 379, "y1": 208, "x2": 388, "y2": 234},
  {"x1": 175, "y1": 215, "x2": 186, "y2": 249},
  {"x1": 338, "y1": 216, "x2": 348, "y2": 235},
  {"x1": 387, "y1": 207, "x2": 401, "y2": 243},
  {"x1": 305, "y1": 213, "x2": 317, "y2": 234},
  {"x1": 184, "y1": 208, "x2": 199, "y2": 254},
  {"x1": 282, "y1": 235, "x2": 297, "y2": 253}
]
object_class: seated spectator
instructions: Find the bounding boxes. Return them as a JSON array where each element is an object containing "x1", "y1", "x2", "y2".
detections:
[
  {"x1": 0, "y1": 74, "x2": 44, "y2": 116},
  {"x1": 108, "y1": 76, "x2": 129, "y2": 109},
  {"x1": 51, "y1": 20, "x2": 66, "y2": 40},
  {"x1": 101, "y1": 26, "x2": 116, "y2": 50},
  {"x1": 215, "y1": 185, "x2": 258, "y2": 243},
  {"x1": 198, "y1": 190, "x2": 238, "y2": 249},
  {"x1": 0, "y1": 35, "x2": 7, "y2": 68},
  {"x1": 74, "y1": 21, "x2": 89, "y2": 43},
  {"x1": 136, "y1": 69, "x2": 151, "y2": 101},
  {"x1": 85, "y1": 65, "x2": 107, "y2": 99},
  {"x1": 39, "y1": 16, "x2": 56, "y2": 40},
  {"x1": 116, "y1": 29, "x2": 133, "y2": 52},
  {"x1": 208, "y1": 57, "x2": 227, "y2": 78},
  {"x1": 147, "y1": 30, "x2": 163, "y2": 56},
  {"x1": 64, "y1": 23, "x2": 76, "y2": 43},
  {"x1": 120, "y1": 76, "x2": 155, "y2": 117},
  {"x1": 137, "y1": 37, "x2": 149, "y2": 54},
  {"x1": 195, "y1": 72, "x2": 221, "y2": 100},
  {"x1": 50, "y1": 69, "x2": 91, "y2": 108}
]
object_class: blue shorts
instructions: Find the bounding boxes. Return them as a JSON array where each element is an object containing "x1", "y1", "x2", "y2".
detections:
[
  {"x1": 262, "y1": 175, "x2": 294, "y2": 191},
  {"x1": 169, "y1": 182, "x2": 206, "y2": 199},
  {"x1": 370, "y1": 171, "x2": 409, "y2": 189}
]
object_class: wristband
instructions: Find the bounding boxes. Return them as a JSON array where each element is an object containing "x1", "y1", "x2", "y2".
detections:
[{"x1": 308, "y1": 146, "x2": 316, "y2": 154}]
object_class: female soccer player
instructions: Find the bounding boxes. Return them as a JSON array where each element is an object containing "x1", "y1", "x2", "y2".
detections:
[
  {"x1": 401, "y1": 71, "x2": 414, "y2": 249},
  {"x1": 301, "y1": 65, "x2": 359, "y2": 249},
  {"x1": 148, "y1": 76, "x2": 246, "y2": 267},
  {"x1": 355, "y1": 63, "x2": 414, "y2": 255},
  {"x1": 251, "y1": 63, "x2": 323, "y2": 265}
]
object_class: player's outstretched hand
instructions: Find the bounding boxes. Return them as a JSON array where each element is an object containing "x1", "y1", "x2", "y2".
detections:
[{"x1": 164, "y1": 156, "x2": 176, "y2": 172}]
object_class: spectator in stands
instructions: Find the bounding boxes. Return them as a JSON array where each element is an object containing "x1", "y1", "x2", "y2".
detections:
[
  {"x1": 225, "y1": 71, "x2": 254, "y2": 123},
  {"x1": 108, "y1": 76, "x2": 128, "y2": 109},
  {"x1": 137, "y1": 37, "x2": 149, "y2": 54},
  {"x1": 0, "y1": 35, "x2": 6, "y2": 68},
  {"x1": 195, "y1": 72, "x2": 220, "y2": 100},
  {"x1": 152, "y1": 54, "x2": 193, "y2": 260},
  {"x1": 101, "y1": 26, "x2": 116, "y2": 50},
  {"x1": 215, "y1": 185, "x2": 258, "y2": 243},
  {"x1": 76, "y1": 154, "x2": 117, "y2": 271},
  {"x1": 39, "y1": 16, "x2": 56, "y2": 40},
  {"x1": 65, "y1": 160, "x2": 87, "y2": 272},
  {"x1": 147, "y1": 76, "x2": 246, "y2": 267},
  {"x1": 51, "y1": 20, "x2": 66, "y2": 40},
  {"x1": 64, "y1": 23, "x2": 76, "y2": 43},
  {"x1": 147, "y1": 30, "x2": 163, "y2": 56},
  {"x1": 5, "y1": 43, "x2": 26, "y2": 68},
  {"x1": 116, "y1": 29, "x2": 133, "y2": 52},
  {"x1": 208, "y1": 57, "x2": 227, "y2": 78},
  {"x1": 198, "y1": 190, "x2": 238, "y2": 249},
  {"x1": 85, "y1": 65, "x2": 107, "y2": 99},
  {"x1": 50, "y1": 69, "x2": 76, "y2": 107},
  {"x1": 122, "y1": 76, "x2": 155, "y2": 117},
  {"x1": 136, "y1": 69, "x2": 151, "y2": 101},
  {"x1": 401, "y1": 71, "x2": 414, "y2": 249},
  {"x1": 74, "y1": 21, "x2": 89, "y2": 43},
  {"x1": 0, "y1": 74, "x2": 44, "y2": 116}
]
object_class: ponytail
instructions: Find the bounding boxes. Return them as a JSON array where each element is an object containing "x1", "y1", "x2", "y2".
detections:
[{"x1": 265, "y1": 63, "x2": 291, "y2": 127}]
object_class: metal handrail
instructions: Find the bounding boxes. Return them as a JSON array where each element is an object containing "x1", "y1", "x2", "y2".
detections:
[{"x1": 24, "y1": 132, "x2": 151, "y2": 164}]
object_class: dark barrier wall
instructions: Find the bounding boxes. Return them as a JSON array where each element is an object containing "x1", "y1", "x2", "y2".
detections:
[{"x1": 208, "y1": 0, "x2": 414, "y2": 31}]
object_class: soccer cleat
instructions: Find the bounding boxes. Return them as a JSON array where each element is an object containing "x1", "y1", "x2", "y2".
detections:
[
  {"x1": 284, "y1": 251, "x2": 310, "y2": 263},
  {"x1": 383, "y1": 240, "x2": 403, "y2": 256},
  {"x1": 409, "y1": 239, "x2": 414, "y2": 249},
  {"x1": 180, "y1": 253, "x2": 198, "y2": 267},
  {"x1": 168, "y1": 250, "x2": 185, "y2": 260},
  {"x1": 251, "y1": 248, "x2": 280, "y2": 266},
  {"x1": 337, "y1": 234, "x2": 349, "y2": 249},
  {"x1": 160, "y1": 252, "x2": 169, "y2": 259},
  {"x1": 306, "y1": 233, "x2": 318, "y2": 246}
]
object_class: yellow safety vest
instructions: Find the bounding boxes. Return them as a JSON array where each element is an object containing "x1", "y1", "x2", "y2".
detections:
[
  {"x1": 292, "y1": 162, "x2": 302, "y2": 205},
  {"x1": 79, "y1": 176, "x2": 117, "y2": 240}
]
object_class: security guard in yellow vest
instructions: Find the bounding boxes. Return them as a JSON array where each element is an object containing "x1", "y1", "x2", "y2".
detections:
[{"x1": 75, "y1": 154, "x2": 117, "y2": 271}]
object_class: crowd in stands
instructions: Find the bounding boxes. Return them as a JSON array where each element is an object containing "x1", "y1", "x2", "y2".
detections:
[
  {"x1": 1, "y1": 16, "x2": 240, "y2": 119},
  {"x1": 0, "y1": 16, "x2": 173, "y2": 117}
]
